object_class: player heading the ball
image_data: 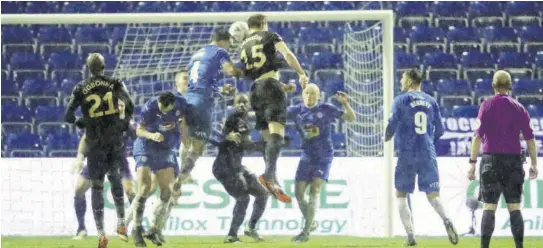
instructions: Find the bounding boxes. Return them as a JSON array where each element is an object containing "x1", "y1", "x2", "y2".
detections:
[{"x1": 240, "y1": 14, "x2": 309, "y2": 203}]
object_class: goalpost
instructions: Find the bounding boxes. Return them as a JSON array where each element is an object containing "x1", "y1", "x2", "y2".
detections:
[{"x1": 2, "y1": 11, "x2": 395, "y2": 237}]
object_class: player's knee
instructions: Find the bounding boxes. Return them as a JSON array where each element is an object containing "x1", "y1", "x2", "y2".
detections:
[
  {"x1": 160, "y1": 188, "x2": 172, "y2": 202},
  {"x1": 507, "y1": 203, "x2": 521, "y2": 212},
  {"x1": 138, "y1": 184, "x2": 152, "y2": 197},
  {"x1": 396, "y1": 190, "x2": 408, "y2": 198},
  {"x1": 91, "y1": 179, "x2": 104, "y2": 189},
  {"x1": 483, "y1": 203, "x2": 498, "y2": 211},
  {"x1": 235, "y1": 194, "x2": 250, "y2": 203},
  {"x1": 426, "y1": 191, "x2": 440, "y2": 200}
]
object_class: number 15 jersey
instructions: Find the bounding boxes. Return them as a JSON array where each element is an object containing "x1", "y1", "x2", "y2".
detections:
[
  {"x1": 385, "y1": 91, "x2": 444, "y2": 158},
  {"x1": 240, "y1": 31, "x2": 284, "y2": 81}
]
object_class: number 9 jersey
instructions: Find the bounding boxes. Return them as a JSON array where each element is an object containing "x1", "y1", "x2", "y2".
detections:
[
  {"x1": 240, "y1": 31, "x2": 284, "y2": 81},
  {"x1": 385, "y1": 91, "x2": 444, "y2": 159}
]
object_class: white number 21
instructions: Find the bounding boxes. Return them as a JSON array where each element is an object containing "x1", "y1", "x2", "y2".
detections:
[{"x1": 414, "y1": 111, "x2": 427, "y2": 134}]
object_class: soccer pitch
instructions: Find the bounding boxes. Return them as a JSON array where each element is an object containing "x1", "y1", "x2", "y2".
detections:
[{"x1": 2, "y1": 236, "x2": 542, "y2": 248}]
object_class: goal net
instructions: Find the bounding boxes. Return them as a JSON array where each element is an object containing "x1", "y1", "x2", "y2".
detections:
[{"x1": 1, "y1": 11, "x2": 394, "y2": 238}]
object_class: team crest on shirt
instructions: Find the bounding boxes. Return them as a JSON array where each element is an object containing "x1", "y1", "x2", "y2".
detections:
[
  {"x1": 317, "y1": 112, "x2": 323, "y2": 119},
  {"x1": 141, "y1": 156, "x2": 147, "y2": 162},
  {"x1": 176, "y1": 110, "x2": 181, "y2": 117}
]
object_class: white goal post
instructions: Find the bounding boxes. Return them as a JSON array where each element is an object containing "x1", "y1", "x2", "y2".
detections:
[{"x1": 2, "y1": 11, "x2": 395, "y2": 237}]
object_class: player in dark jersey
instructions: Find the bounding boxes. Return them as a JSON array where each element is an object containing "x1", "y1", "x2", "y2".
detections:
[
  {"x1": 239, "y1": 14, "x2": 309, "y2": 203},
  {"x1": 385, "y1": 70, "x2": 458, "y2": 246},
  {"x1": 65, "y1": 53, "x2": 134, "y2": 248},
  {"x1": 72, "y1": 100, "x2": 136, "y2": 242},
  {"x1": 209, "y1": 94, "x2": 291, "y2": 243}
]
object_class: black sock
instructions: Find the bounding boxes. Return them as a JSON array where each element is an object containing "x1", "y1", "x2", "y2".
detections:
[
  {"x1": 509, "y1": 210, "x2": 524, "y2": 248},
  {"x1": 74, "y1": 195, "x2": 86, "y2": 231},
  {"x1": 229, "y1": 196, "x2": 249, "y2": 236},
  {"x1": 134, "y1": 196, "x2": 148, "y2": 227},
  {"x1": 264, "y1": 134, "x2": 283, "y2": 181},
  {"x1": 481, "y1": 210, "x2": 495, "y2": 248},
  {"x1": 91, "y1": 180, "x2": 105, "y2": 235},
  {"x1": 107, "y1": 173, "x2": 125, "y2": 220},
  {"x1": 181, "y1": 153, "x2": 197, "y2": 175},
  {"x1": 249, "y1": 196, "x2": 268, "y2": 229}
]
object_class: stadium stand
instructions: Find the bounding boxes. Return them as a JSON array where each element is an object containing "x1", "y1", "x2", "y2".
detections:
[{"x1": 1, "y1": 1, "x2": 542, "y2": 157}]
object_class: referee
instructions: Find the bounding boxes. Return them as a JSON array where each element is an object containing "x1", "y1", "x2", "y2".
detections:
[{"x1": 467, "y1": 70, "x2": 538, "y2": 248}]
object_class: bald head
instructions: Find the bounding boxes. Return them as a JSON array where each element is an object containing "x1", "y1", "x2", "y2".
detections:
[
  {"x1": 87, "y1": 53, "x2": 105, "y2": 76},
  {"x1": 492, "y1": 70, "x2": 512, "y2": 93},
  {"x1": 303, "y1": 83, "x2": 320, "y2": 108},
  {"x1": 234, "y1": 93, "x2": 249, "y2": 113}
]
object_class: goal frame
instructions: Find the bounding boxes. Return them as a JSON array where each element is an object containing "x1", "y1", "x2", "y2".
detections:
[{"x1": 2, "y1": 10, "x2": 395, "y2": 237}]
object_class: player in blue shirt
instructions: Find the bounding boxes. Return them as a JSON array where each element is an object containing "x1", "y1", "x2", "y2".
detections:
[
  {"x1": 130, "y1": 91, "x2": 189, "y2": 247},
  {"x1": 287, "y1": 84, "x2": 355, "y2": 243},
  {"x1": 180, "y1": 29, "x2": 243, "y2": 184},
  {"x1": 384, "y1": 70, "x2": 458, "y2": 246}
]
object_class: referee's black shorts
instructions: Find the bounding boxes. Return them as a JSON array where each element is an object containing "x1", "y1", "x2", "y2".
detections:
[
  {"x1": 86, "y1": 140, "x2": 125, "y2": 181},
  {"x1": 249, "y1": 77, "x2": 287, "y2": 130},
  {"x1": 478, "y1": 153, "x2": 525, "y2": 204}
]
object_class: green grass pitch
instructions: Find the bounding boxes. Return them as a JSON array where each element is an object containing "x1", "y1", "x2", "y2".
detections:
[{"x1": 2, "y1": 236, "x2": 542, "y2": 248}]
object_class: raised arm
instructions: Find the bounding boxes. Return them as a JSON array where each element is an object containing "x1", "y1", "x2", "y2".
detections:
[
  {"x1": 275, "y1": 41, "x2": 308, "y2": 88},
  {"x1": 65, "y1": 85, "x2": 82, "y2": 124}
]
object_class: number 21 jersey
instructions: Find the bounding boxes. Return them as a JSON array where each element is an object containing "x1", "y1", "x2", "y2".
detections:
[{"x1": 240, "y1": 31, "x2": 283, "y2": 81}]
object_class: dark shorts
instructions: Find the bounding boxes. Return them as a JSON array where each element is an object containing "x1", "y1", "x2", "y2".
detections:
[
  {"x1": 85, "y1": 142, "x2": 125, "y2": 181},
  {"x1": 395, "y1": 156, "x2": 440, "y2": 193},
  {"x1": 80, "y1": 155, "x2": 132, "y2": 180},
  {"x1": 479, "y1": 153, "x2": 525, "y2": 204},
  {"x1": 296, "y1": 152, "x2": 333, "y2": 182},
  {"x1": 213, "y1": 165, "x2": 267, "y2": 199},
  {"x1": 249, "y1": 78, "x2": 287, "y2": 130}
]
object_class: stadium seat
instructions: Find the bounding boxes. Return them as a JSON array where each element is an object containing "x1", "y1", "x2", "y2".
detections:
[
  {"x1": 396, "y1": 52, "x2": 419, "y2": 69},
  {"x1": 172, "y1": 1, "x2": 207, "y2": 12},
  {"x1": 37, "y1": 26, "x2": 73, "y2": 56},
  {"x1": 396, "y1": 2, "x2": 431, "y2": 28},
  {"x1": 6, "y1": 131, "x2": 44, "y2": 157},
  {"x1": 536, "y1": 51, "x2": 543, "y2": 79},
  {"x1": 1, "y1": 104, "x2": 33, "y2": 122},
  {"x1": 61, "y1": 1, "x2": 95, "y2": 13},
  {"x1": 436, "y1": 79, "x2": 473, "y2": 107},
  {"x1": 322, "y1": 1, "x2": 356, "y2": 11},
  {"x1": 460, "y1": 51, "x2": 495, "y2": 82},
  {"x1": 505, "y1": 2, "x2": 542, "y2": 27},
  {"x1": 1, "y1": 80, "x2": 19, "y2": 97},
  {"x1": 1, "y1": 1, "x2": 24, "y2": 13},
  {"x1": 21, "y1": 79, "x2": 57, "y2": 96},
  {"x1": 451, "y1": 105, "x2": 479, "y2": 118},
  {"x1": 496, "y1": 52, "x2": 533, "y2": 80},
  {"x1": 432, "y1": 2, "x2": 469, "y2": 28},
  {"x1": 311, "y1": 52, "x2": 342, "y2": 70},
  {"x1": 209, "y1": 2, "x2": 245, "y2": 12},
  {"x1": 518, "y1": 26, "x2": 543, "y2": 54},
  {"x1": 46, "y1": 132, "x2": 78, "y2": 154},
  {"x1": 275, "y1": 27, "x2": 297, "y2": 44},
  {"x1": 526, "y1": 105, "x2": 543, "y2": 118},
  {"x1": 439, "y1": 106, "x2": 450, "y2": 118},
  {"x1": 74, "y1": 27, "x2": 111, "y2": 54},
  {"x1": 446, "y1": 28, "x2": 483, "y2": 56},
  {"x1": 10, "y1": 52, "x2": 46, "y2": 84},
  {"x1": 48, "y1": 52, "x2": 83, "y2": 82},
  {"x1": 469, "y1": 2, "x2": 505, "y2": 27},
  {"x1": 473, "y1": 78, "x2": 494, "y2": 104},
  {"x1": 98, "y1": 2, "x2": 131, "y2": 13},
  {"x1": 482, "y1": 27, "x2": 520, "y2": 56},
  {"x1": 513, "y1": 79, "x2": 543, "y2": 105},
  {"x1": 410, "y1": 26, "x2": 446, "y2": 57},
  {"x1": 1, "y1": 26, "x2": 33, "y2": 45},
  {"x1": 423, "y1": 53, "x2": 459, "y2": 81},
  {"x1": 300, "y1": 27, "x2": 333, "y2": 44},
  {"x1": 421, "y1": 80, "x2": 436, "y2": 97},
  {"x1": 286, "y1": 1, "x2": 322, "y2": 11},
  {"x1": 394, "y1": 27, "x2": 409, "y2": 52},
  {"x1": 135, "y1": 1, "x2": 169, "y2": 12},
  {"x1": 26, "y1": 2, "x2": 59, "y2": 13}
]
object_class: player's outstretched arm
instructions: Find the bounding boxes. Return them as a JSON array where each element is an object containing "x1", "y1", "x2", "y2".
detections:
[
  {"x1": 223, "y1": 61, "x2": 244, "y2": 78},
  {"x1": 72, "y1": 134, "x2": 87, "y2": 174},
  {"x1": 65, "y1": 85, "x2": 83, "y2": 124},
  {"x1": 336, "y1": 91, "x2": 355, "y2": 121},
  {"x1": 275, "y1": 41, "x2": 308, "y2": 88}
]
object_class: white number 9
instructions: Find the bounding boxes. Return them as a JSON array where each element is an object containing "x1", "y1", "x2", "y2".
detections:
[
  {"x1": 190, "y1": 61, "x2": 200, "y2": 83},
  {"x1": 414, "y1": 111, "x2": 427, "y2": 134}
]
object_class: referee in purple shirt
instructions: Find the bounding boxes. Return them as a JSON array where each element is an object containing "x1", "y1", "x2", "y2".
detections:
[{"x1": 467, "y1": 70, "x2": 538, "y2": 248}]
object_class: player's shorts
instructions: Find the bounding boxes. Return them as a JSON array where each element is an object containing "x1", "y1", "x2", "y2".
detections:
[
  {"x1": 478, "y1": 153, "x2": 524, "y2": 204},
  {"x1": 295, "y1": 152, "x2": 333, "y2": 182},
  {"x1": 213, "y1": 165, "x2": 267, "y2": 199},
  {"x1": 85, "y1": 142, "x2": 125, "y2": 181},
  {"x1": 134, "y1": 149, "x2": 179, "y2": 177},
  {"x1": 249, "y1": 77, "x2": 287, "y2": 130},
  {"x1": 184, "y1": 92, "x2": 213, "y2": 140},
  {"x1": 80, "y1": 155, "x2": 132, "y2": 180},
  {"x1": 395, "y1": 156, "x2": 440, "y2": 193}
]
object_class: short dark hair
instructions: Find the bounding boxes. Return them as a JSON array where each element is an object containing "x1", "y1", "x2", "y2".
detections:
[
  {"x1": 87, "y1": 53, "x2": 105, "y2": 75},
  {"x1": 158, "y1": 92, "x2": 176, "y2": 106},
  {"x1": 212, "y1": 29, "x2": 232, "y2": 42},
  {"x1": 406, "y1": 69, "x2": 423, "y2": 85},
  {"x1": 247, "y1": 14, "x2": 267, "y2": 29}
]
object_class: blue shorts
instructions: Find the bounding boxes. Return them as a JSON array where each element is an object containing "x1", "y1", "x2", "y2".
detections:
[
  {"x1": 80, "y1": 156, "x2": 132, "y2": 180},
  {"x1": 295, "y1": 152, "x2": 333, "y2": 182},
  {"x1": 134, "y1": 149, "x2": 179, "y2": 177},
  {"x1": 395, "y1": 156, "x2": 440, "y2": 193},
  {"x1": 185, "y1": 92, "x2": 213, "y2": 140}
]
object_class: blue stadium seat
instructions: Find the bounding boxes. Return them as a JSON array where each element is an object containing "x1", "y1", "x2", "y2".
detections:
[
  {"x1": 210, "y1": 2, "x2": 245, "y2": 12},
  {"x1": 526, "y1": 105, "x2": 543, "y2": 118},
  {"x1": 473, "y1": 78, "x2": 494, "y2": 104},
  {"x1": 1, "y1": 104, "x2": 33, "y2": 122},
  {"x1": 135, "y1": 1, "x2": 169, "y2": 12},
  {"x1": 394, "y1": 27, "x2": 409, "y2": 52},
  {"x1": 21, "y1": 79, "x2": 56, "y2": 96},
  {"x1": 505, "y1": 2, "x2": 542, "y2": 27},
  {"x1": 275, "y1": 27, "x2": 296, "y2": 44},
  {"x1": 2, "y1": 26, "x2": 34, "y2": 45},
  {"x1": 322, "y1": 1, "x2": 356, "y2": 10},
  {"x1": 421, "y1": 80, "x2": 436, "y2": 97},
  {"x1": 396, "y1": 2, "x2": 431, "y2": 28},
  {"x1": 172, "y1": 1, "x2": 207, "y2": 12},
  {"x1": 74, "y1": 27, "x2": 111, "y2": 54},
  {"x1": 440, "y1": 106, "x2": 450, "y2": 118},
  {"x1": 1, "y1": 1, "x2": 24, "y2": 13},
  {"x1": 6, "y1": 131, "x2": 43, "y2": 157},
  {"x1": 436, "y1": 79, "x2": 473, "y2": 107},
  {"x1": 410, "y1": 26, "x2": 446, "y2": 57},
  {"x1": 10, "y1": 52, "x2": 46, "y2": 84},
  {"x1": 311, "y1": 52, "x2": 341, "y2": 70},
  {"x1": 432, "y1": 2, "x2": 469, "y2": 28},
  {"x1": 37, "y1": 26, "x2": 72, "y2": 45},
  {"x1": 497, "y1": 52, "x2": 533, "y2": 80},
  {"x1": 519, "y1": 26, "x2": 543, "y2": 54},
  {"x1": 513, "y1": 79, "x2": 543, "y2": 105},
  {"x1": 98, "y1": 2, "x2": 131, "y2": 13},
  {"x1": 1, "y1": 80, "x2": 19, "y2": 97},
  {"x1": 286, "y1": 1, "x2": 322, "y2": 11},
  {"x1": 423, "y1": 53, "x2": 459, "y2": 81},
  {"x1": 46, "y1": 132, "x2": 78, "y2": 152},
  {"x1": 61, "y1": 1, "x2": 95, "y2": 13},
  {"x1": 483, "y1": 27, "x2": 520, "y2": 56},
  {"x1": 469, "y1": 2, "x2": 505, "y2": 27},
  {"x1": 536, "y1": 51, "x2": 543, "y2": 79},
  {"x1": 460, "y1": 51, "x2": 495, "y2": 82},
  {"x1": 300, "y1": 27, "x2": 333, "y2": 44},
  {"x1": 451, "y1": 105, "x2": 479, "y2": 118},
  {"x1": 26, "y1": 2, "x2": 59, "y2": 13},
  {"x1": 396, "y1": 52, "x2": 419, "y2": 69},
  {"x1": 447, "y1": 28, "x2": 483, "y2": 56}
]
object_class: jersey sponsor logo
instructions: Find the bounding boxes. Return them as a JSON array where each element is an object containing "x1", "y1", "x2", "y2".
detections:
[{"x1": 159, "y1": 122, "x2": 177, "y2": 132}]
